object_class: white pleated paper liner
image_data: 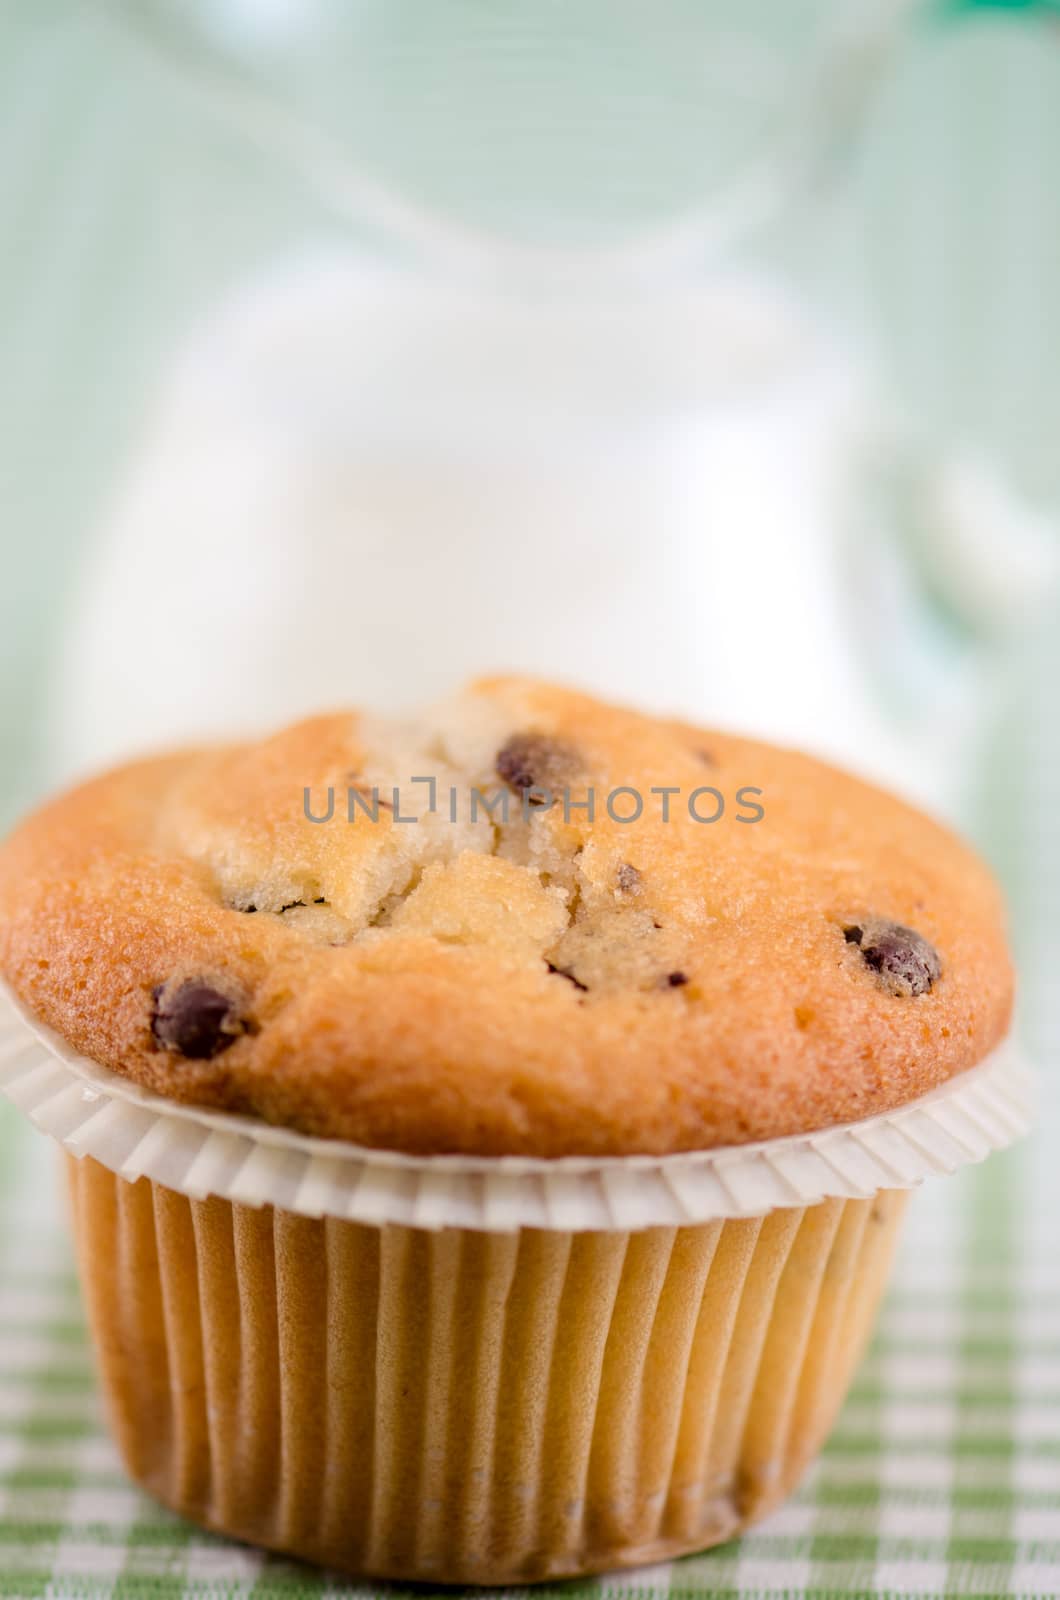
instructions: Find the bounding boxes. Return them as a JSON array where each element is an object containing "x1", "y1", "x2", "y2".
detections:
[{"x1": 0, "y1": 977, "x2": 1034, "y2": 1232}]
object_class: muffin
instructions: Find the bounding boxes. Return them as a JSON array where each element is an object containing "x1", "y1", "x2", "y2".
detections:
[{"x1": 0, "y1": 675, "x2": 1020, "y2": 1582}]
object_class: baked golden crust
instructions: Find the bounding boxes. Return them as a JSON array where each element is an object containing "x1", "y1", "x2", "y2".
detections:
[{"x1": 0, "y1": 678, "x2": 1013, "y2": 1156}]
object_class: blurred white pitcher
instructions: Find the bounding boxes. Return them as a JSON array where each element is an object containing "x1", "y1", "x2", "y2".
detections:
[
  {"x1": 51, "y1": 249, "x2": 1055, "y2": 811},
  {"x1": 48, "y1": 0, "x2": 1053, "y2": 810},
  {"x1": 49, "y1": 258, "x2": 886, "y2": 762}
]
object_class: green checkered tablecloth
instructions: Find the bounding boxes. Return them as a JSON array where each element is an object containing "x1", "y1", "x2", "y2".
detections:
[{"x1": 0, "y1": 1077, "x2": 1053, "y2": 1600}]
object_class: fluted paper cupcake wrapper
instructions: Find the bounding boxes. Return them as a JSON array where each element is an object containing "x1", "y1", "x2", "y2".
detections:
[
  {"x1": 0, "y1": 980, "x2": 1033, "y2": 1580},
  {"x1": 65, "y1": 1154, "x2": 910, "y2": 1581},
  {"x1": 0, "y1": 977, "x2": 1034, "y2": 1230}
]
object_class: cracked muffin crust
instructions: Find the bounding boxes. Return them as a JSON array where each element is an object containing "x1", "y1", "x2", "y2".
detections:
[{"x1": 0, "y1": 677, "x2": 1013, "y2": 1156}]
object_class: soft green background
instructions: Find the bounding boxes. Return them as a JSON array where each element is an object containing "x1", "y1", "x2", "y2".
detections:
[
  {"x1": 1, "y1": 4, "x2": 1060, "y2": 832},
  {"x1": 0, "y1": 4, "x2": 1057, "y2": 1596}
]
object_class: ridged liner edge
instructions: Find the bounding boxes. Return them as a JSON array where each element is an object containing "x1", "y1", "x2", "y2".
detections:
[{"x1": 0, "y1": 977, "x2": 1034, "y2": 1231}]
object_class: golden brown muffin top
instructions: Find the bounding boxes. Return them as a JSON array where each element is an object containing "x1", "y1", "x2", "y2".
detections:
[{"x1": 0, "y1": 677, "x2": 1013, "y2": 1156}]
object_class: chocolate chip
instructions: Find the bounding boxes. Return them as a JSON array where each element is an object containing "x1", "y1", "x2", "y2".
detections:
[
  {"x1": 843, "y1": 920, "x2": 940, "y2": 998},
  {"x1": 496, "y1": 732, "x2": 578, "y2": 803},
  {"x1": 665, "y1": 970, "x2": 689, "y2": 987},
  {"x1": 546, "y1": 961, "x2": 589, "y2": 993},
  {"x1": 151, "y1": 980, "x2": 247, "y2": 1059},
  {"x1": 616, "y1": 863, "x2": 641, "y2": 894}
]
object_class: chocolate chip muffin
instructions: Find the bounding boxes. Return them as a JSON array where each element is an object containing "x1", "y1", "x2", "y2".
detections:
[
  {"x1": 0, "y1": 676, "x2": 1019, "y2": 1584},
  {"x1": 0, "y1": 675, "x2": 1012, "y2": 1157}
]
